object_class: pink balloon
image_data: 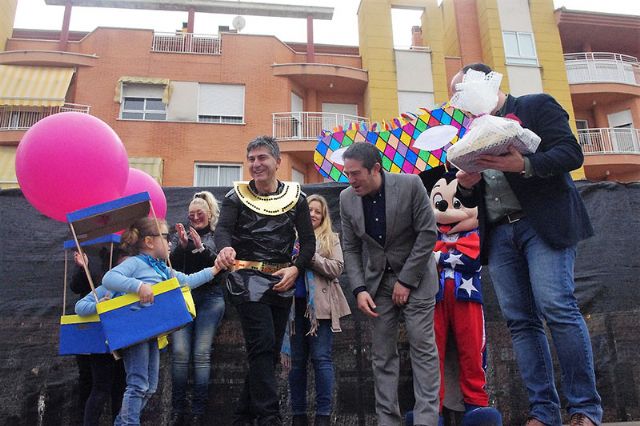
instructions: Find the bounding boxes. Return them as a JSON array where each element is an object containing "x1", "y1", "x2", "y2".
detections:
[
  {"x1": 123, "y1": 168, "x2": 167, "y2": 219},
  {"x1": 15, "y1": 112, "x2": 129, "y2": 222}
]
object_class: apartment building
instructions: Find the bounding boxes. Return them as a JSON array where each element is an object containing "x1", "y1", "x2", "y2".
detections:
[
  {"x1": 0, "y1": 1, "x2": 365, "y2": 187},
  {"x1": 1, "y1": 0, "x2": 637, "y2": 188}
]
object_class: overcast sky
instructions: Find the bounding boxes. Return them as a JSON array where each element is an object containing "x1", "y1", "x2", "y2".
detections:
[{"x1": 13, "y1": 0, "x2": 640, "y2": 48}]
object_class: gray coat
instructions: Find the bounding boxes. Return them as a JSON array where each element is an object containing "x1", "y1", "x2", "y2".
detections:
[{"x1": 339, "y1": 172, "x2": 438, "y2": 299}]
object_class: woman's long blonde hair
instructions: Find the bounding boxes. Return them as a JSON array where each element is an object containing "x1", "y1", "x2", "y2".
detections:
[
  {"x1": 307, "y1": 194, "x2": 338, "y2": 257},
  {"x1": 190, "y1": 191, "x2": 220, "y2": 231}
]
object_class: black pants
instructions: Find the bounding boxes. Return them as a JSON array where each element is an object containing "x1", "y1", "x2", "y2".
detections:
[
  {"x1": 76, "y1": 355, "x2": 93, "y2": 409},
  {"x1": 83, "y1": 353, "x2": 126, "y2": 426},
  {"x1": 234, "y1": 300, "x2": 292, "y2": 426}
]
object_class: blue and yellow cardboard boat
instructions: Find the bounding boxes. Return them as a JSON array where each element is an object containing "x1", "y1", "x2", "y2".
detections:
[
  {"x1": 62, "y1": 192, "x2": 195, "y2": 352},
  {"x1": 58, "y1": 234, "x2": 121, "y2": 356},
  {"x1": 96, "y1": 277, "x2": 192, "y2": 351}
]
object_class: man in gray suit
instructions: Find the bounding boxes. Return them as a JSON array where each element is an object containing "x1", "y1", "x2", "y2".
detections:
[{"x1": 339, "y1": 142, "x2": 440, "y2": 426}]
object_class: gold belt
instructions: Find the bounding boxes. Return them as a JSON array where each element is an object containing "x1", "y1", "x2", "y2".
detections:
[{"x1": 233, "y1": 260, "x2": 290, "y2": 274}]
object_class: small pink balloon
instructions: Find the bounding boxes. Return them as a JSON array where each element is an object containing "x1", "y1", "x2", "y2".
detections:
[
  {"x1": 123, "y1": 168, "x2": 167, "y2": 219},
  {"x1": 15, "y1": 112, "x2": 129, "y2": 222}
]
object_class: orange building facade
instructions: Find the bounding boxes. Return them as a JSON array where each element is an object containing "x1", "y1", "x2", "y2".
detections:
[
  {"x1": 556, "y1": 8, "x2": 640, "y2": 182},
  {"x1": 1, "y1": 22, "x2": 367, "y2": 187}
]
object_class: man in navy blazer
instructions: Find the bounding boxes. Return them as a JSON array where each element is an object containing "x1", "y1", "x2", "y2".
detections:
[{"x1": 453, "y1": 63, "x2": 601, "y2": 426}]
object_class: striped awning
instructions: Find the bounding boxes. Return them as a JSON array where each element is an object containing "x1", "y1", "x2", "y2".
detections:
[
  {"x1": 0, "y1": 65, "x2": 75, "y2": 107},
  {"x1": 0, "y1": 146, "x2": 18, "y2": 189},
  {"x1": 114, "y1": 76, "x2": 171, "y2": 104}
]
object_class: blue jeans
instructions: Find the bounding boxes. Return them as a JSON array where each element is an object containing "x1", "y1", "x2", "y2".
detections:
[
  {"x1": 171, "y1": 285, "x2": 225, "y2": 415},
  {"x1": 288, "y1": 299, "x2": 335, "y2": 417},
  {"x1": 487, "y1": 218, "x2": 602, "y2": 426},
  {"x1": 114, "y1": 340, "x2": 160, "y2": 426}
]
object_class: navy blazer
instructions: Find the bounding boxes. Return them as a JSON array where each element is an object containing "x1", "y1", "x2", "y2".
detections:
[{"x1": 456, "y1": 93, "x2": 594, "y2": 264}]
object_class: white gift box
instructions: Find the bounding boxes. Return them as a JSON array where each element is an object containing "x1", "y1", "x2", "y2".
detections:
[{"x1": 446, "y1": 115, "x2": 541, "y2": 173}]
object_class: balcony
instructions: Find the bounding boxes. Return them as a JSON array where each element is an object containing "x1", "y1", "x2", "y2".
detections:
[
  {"x1": 273, "y1": 112, "x2": 369, "y2": 141},
  {"x1": 565, "y1": 52, "x2": 640, "y2": 86},
  {"x1": 578, "y1": 128, "x2": 640, "y2": 155},
  {"x1": 272, "y1": 63, "x2": 368, "y2": 94},
  {"x1": 578, "y1": 128, "x2": 640, "y2": 182},
  {"x1": 0, "y1": 103, "x2": 90, "y2": 131},
  {"x1": 151, "y1": 32, "x2": 221, "y2": 55}
]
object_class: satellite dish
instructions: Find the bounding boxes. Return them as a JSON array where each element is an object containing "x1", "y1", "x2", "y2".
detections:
[{"x1": 232, "y1": 16, "x2": 246, "y2": 32}]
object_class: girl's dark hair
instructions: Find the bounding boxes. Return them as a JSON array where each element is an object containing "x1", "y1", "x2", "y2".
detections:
[{"x1": 120, "y1": 217, "x2": 167, "y2": 255}]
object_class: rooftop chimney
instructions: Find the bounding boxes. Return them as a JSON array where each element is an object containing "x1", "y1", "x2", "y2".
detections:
[{"x1": 411, "y1": 25, "x2": 424, "y2": 49}]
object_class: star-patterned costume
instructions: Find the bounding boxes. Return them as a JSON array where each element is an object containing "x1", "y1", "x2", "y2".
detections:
[
  {"x1": 434, "y1": 227, "x2": 489, "y2": 410},
  {"x1": 434, "y1": 229, "x2": 482, "y2": 303}
]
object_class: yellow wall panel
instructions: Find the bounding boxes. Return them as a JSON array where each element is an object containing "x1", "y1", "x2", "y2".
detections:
[
  {"x1": 358, "y1": 0, "x2": 398, "y2": 120},
  {"x1": 422, "y1": 0, "x2": 448, "y2": 104},
  {"x1": 475, "y1": 0, "x2": 510, "y2": 92},
  {"x1": 442, "y1": 0, "x2": 460, "y2": 57},
  {"x1": 529, "y1": 0, "x2": 585, "y2": 179},
  {"x1": 0, "y1": 0, "x2": 17, "y2": 51}
]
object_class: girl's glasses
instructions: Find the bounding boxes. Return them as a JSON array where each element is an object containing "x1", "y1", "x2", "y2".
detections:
[{"x1": 146, "y1": 233, "x2": 170, "y2": 241}]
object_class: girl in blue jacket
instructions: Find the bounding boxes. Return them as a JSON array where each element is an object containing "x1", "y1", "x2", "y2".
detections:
[{"x1": 91, "y1": 217, "x2": 219, "y2": 426}]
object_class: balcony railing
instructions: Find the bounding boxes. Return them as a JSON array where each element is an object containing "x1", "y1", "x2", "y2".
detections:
[
  {"x1": 0, "y1": 103, "x2": 90, "y2": 131},
  {"x1": 273, "y1": 112, "x2": 370, "y2": 141},
  {"x1": 151, "y1": 32, "x2": 221, "y2": 55},
  {"x1": 565, "y1": 52, "x2": 640, "y2": 85},
  {"x1": 578, "y1": 128, "x2": 640, "y2": 154}
]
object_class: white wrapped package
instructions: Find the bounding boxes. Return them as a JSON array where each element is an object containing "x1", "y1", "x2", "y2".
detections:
[{"x1": 447, "y1": 114, "x2": 541, "y2": 173}]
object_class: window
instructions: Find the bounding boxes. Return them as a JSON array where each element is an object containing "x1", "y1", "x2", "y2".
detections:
[
  {"x1": 502, "y1": 31, "x2": 538, "y2": 66},
  {"x1": 608, "y1": 110, "x2": 633, "y2": 129},
  {"x1": 398, "y1": 91, "x2": 435, "y2": 114},
  {"x1": 121, "y1": 97, "x2": 166, "y2": 120},
  {"x1": 120, "y1": 84, "x2": 167, "y2": 120},
  {"x1": 194, "y1": 163, "x2": 242, "y2": 187},
  {"x1": 197, "y1": 115, "x2": 243, "y2": 124},
  {"x1": 198, "y1": 84, "x2": 245, "y2": 124},
  {"x1": 575, "y1": 120, "x2": 589, "y2": 131},
  {"x1": 291, "y1": 168, "x2": 305, "y2": 185}
]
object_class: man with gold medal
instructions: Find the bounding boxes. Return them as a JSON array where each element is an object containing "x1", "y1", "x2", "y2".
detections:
[{"x1": 215, "y1": 136, "x2": 316, "y2": 426}]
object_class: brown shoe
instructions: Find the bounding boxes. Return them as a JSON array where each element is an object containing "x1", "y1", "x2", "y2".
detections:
[
  {"x1": 524, "y1": 418, "x2": 546, "y2": 426},
  {"x1": 570, "y1": 413, "x2": 596, "y2": 426}
]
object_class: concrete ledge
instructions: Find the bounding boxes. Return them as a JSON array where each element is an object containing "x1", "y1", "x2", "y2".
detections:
[
  {"x1": 44, "y1": 0, "x2": 334, "y2": 19},
  {"x1": 0, "y1": 50, "x2": 98, "y2": 67}
]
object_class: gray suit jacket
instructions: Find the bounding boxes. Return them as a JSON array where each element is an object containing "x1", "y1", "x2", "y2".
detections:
[{"x1": 339, "y1": 172, "x2": 438, "y2": 299}]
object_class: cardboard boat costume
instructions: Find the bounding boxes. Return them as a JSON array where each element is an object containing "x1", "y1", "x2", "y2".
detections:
[{"x1": 63, "y1": 192, "x2": 194, "y2": 353}]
